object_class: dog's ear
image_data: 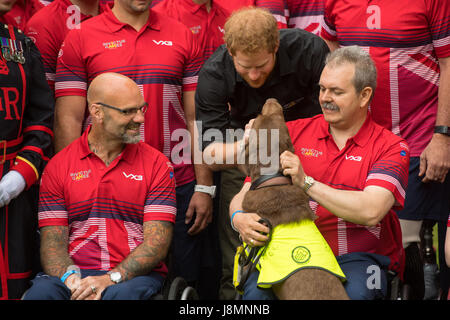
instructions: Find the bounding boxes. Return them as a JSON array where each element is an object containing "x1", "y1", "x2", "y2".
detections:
[{"x1": 279, "y1": 124, "x2": 295, "y2": 154}]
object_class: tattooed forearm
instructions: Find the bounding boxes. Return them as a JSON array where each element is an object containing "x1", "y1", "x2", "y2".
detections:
[
  {"x1": 40, "y1": 225, "x2": 74, "y2": 278},
  {"x1": 113, "y1": 220, "x2": 173, "y2": 281}
]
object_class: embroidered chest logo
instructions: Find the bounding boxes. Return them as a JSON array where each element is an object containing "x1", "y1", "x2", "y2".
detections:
[
  {"x1": 218, "y1": 26, "x2": 224, "y2": 33},
  {"x1": 70, "y1": 169, "x2": 91, "y2": 181},
  {"x1": 301, "y1": 148, "x2": 323, "y2": 158},
  {"x1": 345, "y1": 154, "x2": 363, "y2": 162},
  {"x1": 152, "y1": 40, "x2": 173, "y2": 46},
  {"x1": 123, "y1": 172, "x2": 143, "y2": 181},
  {"x1": 103, "y1": 40, "x2": 126, "y2": 49},
  {"x1": 190, "y1": 25, "x2": 201, "y2": 34}
]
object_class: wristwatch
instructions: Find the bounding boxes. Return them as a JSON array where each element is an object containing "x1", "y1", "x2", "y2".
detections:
[
  {"x1": 303, "y1": 176, "x2": 315, "y2": 193},
  {"x1": 434, "y1": 126, "x2": 450, "y2": 137},
  {"x1": 108, "y1": 271, "x2": 122, "y2": 284},
  {"x1": 194, "y1": 185, "x2": 216, "y2": 198}
]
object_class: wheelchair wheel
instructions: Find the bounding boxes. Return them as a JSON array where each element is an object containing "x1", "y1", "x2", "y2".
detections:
[
  {"x1": 400, "y1": 283, "x2": 413, "y2": 300},
  {"x1": 167, "y1": 277, "x2": 187, "y2": 300},
  {"x1": 167, "y1": 277, "x2": 199, "y2": 300},
  {"x1": 181, "y1": 286, "x2": 199, "y2": 300}
]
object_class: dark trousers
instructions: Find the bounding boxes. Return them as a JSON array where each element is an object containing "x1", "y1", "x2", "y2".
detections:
[{"x1": 22, "y1": 269, "x2": 164, "y2": 300}]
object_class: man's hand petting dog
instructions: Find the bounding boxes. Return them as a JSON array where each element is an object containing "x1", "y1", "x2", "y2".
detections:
[
  {"x1": 280, "y1": 150, "x2": 306, "y2": 189},
  {"x1": 233, "y1": 212, "x2": 270, "y2": 247}
]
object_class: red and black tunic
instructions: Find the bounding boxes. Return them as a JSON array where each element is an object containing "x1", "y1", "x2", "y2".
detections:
[{"x1": 0, "y1": 23, "x2": 53, "y2": 300}]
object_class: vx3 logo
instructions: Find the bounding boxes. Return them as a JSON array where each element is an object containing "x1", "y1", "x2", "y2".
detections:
[
  {"x1": 345, "y1": 154, "x2": 362, "y2": 162},
  {"x1": 153, "y1": 40, "x2": 173, "y2": 46},
  {"x1": 123, "y1": 172, "x2": 143, "y2": 181}
]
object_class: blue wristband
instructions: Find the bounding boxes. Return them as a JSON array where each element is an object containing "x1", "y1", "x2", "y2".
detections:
[
  {"x1": 231, "y1": 210, "x2": 244, "y2": 231},
  {"x1": 60, "y1": 270, "x2": 77, "y2": 283}
]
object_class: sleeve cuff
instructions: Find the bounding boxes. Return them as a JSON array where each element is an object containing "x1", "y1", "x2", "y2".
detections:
[{"x1": 11, "y1": 156, "x2": 39, "y2": 188}]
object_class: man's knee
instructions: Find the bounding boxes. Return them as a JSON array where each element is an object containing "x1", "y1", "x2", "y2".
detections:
[
  {"x1": 23, "y1": 273, "x2": 71, "y2": 300},
  {"x1": 337, "y1": 253, "x2": 389, "y2": 300}
]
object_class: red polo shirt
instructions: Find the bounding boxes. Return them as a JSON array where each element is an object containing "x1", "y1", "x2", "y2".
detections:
[
  {"x1": 286, "y1": 0, "x2": 324, "y2": 35},
  {"x1": 0, "y1": 0, "x2": 43, "y2": 30},
  {"x1": 38, "y1": 127, "x2": 177, "y2": 275},
  {"x1": 215, "y1": 0, "x2": 288, "y2": 28},
  {"x1": 320, "y1": 0, "x2": 450, "y2": 157},
  {"x1": 286, "y1": 114, "x2": 410, "y2": 275},
  {"x1": 55, "y1": 4, "x2": 202, "y2": 186},
  {"x1": 24, "y1": 0, "x2": 105, "y2": 91},
  {"x1": 152, "y1": 0, "x2": 229, "y2": 62}
]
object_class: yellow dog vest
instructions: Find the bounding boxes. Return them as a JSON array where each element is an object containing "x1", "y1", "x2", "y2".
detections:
[{"x1": 235, "y1": 219, "x2": 346, "y2": 290}]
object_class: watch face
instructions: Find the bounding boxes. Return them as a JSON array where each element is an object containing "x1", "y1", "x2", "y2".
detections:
[{"x1": 111, "y1": 272, "x2": 122, "y2": 283}]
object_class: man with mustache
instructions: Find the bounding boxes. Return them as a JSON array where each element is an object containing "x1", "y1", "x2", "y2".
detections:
[
  {"x1": 320, "y1": 0, "x2": 450, "y2": 300},
  {"x1": 23, "y1": 73, "x2": 176, "y2": 300},
  {"x1": 231, "y1": 46, "x2": 410, "y2": 300}
]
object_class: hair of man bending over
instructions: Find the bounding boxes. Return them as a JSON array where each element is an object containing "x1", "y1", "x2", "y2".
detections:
[
  {"x1": 325, "y1": 46, "x2": 377, "y2": 97},
  {"x1": 224, "y1": 6, "x2": 279, "y2": 55}
]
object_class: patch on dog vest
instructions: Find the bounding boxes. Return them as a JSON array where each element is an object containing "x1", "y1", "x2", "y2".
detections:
[
  {"x1": 291, "y1": 246, "x2": 311, "y2": 264},
  {"x1": 256, "y1": 220, "x2": 346, "y2": 289}
]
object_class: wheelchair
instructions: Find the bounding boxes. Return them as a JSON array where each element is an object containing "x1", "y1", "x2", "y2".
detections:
[
  {"x1": 386, "y1": 270, "x2": 412, "y2": 300},
  {"x1": 153, "y1": 276, "x2": 199, "y2": 300}
]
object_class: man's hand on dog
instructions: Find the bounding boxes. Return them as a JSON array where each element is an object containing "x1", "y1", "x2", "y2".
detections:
[
  {"x1": 280, "y1": 150, "x2": 306, "y2": 188},
  {"x1": 233, "y1": 212, "x2": 270, "y2": 247}
]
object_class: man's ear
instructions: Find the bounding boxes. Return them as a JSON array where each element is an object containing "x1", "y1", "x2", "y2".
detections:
[
  {"x1": 360, "y1": 87, "x2": 373, "y2": 108},
  {"x1": 274, "y1": 41, "x2": 280, "y2": 54},
  {"x1": 226, "y1": 46, "x2": 234, "y2": 57},
  {"x1": 89, "y1": 103, "x2": 103, "y2": 122}
]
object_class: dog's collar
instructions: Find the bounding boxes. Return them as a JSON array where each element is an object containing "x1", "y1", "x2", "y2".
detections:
[{"x1": 249, "y1": 172, "x2": 292, "y2": 190}]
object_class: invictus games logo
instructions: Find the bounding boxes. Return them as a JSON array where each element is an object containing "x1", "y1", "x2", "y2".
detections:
[
  {"x1": 70, "y1": 169, "x2": 91, "y2": 181},
  {"x1": 291, "y1": 246, "x2": 311, "y2": 264},
  {"x1": 301, "y1": 148, "x2": 323, "y2": 158},
  {"x1": 103, "y1": 40, "x2": 126, "y2": 49}
]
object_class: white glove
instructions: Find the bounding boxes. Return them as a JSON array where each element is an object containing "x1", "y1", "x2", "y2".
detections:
[{"x1": 0, "y1": 170, "x2": 26, "y2": 207}]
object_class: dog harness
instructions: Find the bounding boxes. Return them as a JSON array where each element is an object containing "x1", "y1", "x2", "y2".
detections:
[{"x1": 234, "y1": 219, "x2": 346, "y2": 292}]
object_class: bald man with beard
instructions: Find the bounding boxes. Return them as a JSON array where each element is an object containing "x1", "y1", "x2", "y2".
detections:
[{"x1": 23, "y1": 73, "x2": 177, "y2": 300}]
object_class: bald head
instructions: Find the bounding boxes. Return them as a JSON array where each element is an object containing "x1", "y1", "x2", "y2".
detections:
[{"x1": 87, "y1": 72, "x2": 142, "y2": 108}]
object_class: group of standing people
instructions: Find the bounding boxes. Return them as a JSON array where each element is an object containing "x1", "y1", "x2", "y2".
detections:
[{"x1": 0, "y1": 0, "x2": 448, "y2": 301}]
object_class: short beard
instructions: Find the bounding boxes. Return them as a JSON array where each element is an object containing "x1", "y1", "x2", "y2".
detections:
[{"x1": 122, "y1": 131, "x2": 141, "y2": 144}]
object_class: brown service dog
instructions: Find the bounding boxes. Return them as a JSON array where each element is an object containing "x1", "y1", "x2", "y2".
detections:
[{"x1": 241, "y1": 98, "x2": 349, "y2": 300}]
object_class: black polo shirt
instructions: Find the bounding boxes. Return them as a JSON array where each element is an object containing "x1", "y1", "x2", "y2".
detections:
[{"x1": 195, "y1": 28, "x2": 329, "y2": 150}]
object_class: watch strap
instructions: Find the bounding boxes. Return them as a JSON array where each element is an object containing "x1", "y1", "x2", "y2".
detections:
[
  {"x1": 434, "y1": 126, "x2": 449, "y2": 136},
  {"x1": 194, "y1": 184, "x2": 216, "y2": 198}
]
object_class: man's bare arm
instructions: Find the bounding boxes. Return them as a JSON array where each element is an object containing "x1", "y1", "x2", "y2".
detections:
[
  {"x1": 183, "y1": 90, "x2": 214, "y2": 234},
  {"x1": 112, "y1": 220, "x2": 173, "y2": 281},
  {"x1": 40, "y1": 225, "x2": 74, "y2": 278},
  {"x1": 54, "y1": 95, "x2": 87, "y2": 153}
]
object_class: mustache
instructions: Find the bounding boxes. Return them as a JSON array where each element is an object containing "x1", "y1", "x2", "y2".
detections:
[
  {"x1": 126, "y1": 122, "x2": 141, "y2": 131},
  {"x1": 322, "y1": 102, "x2": 340, "y2": 111}
]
